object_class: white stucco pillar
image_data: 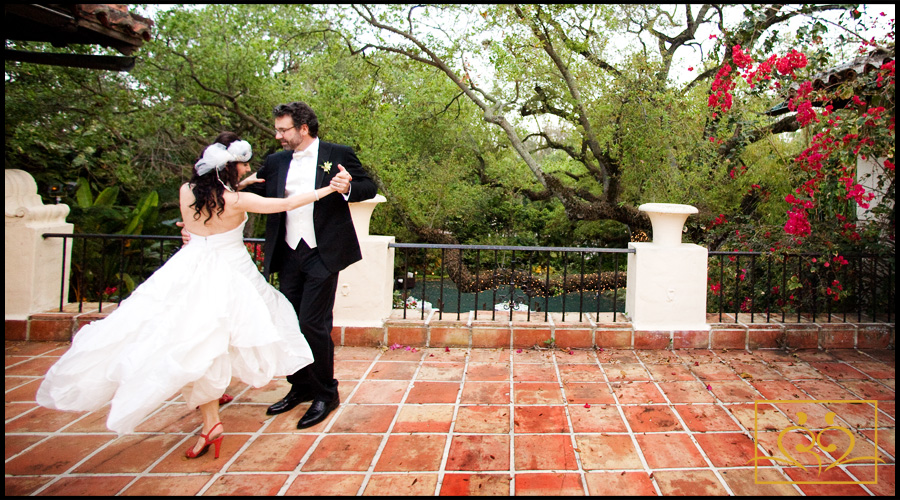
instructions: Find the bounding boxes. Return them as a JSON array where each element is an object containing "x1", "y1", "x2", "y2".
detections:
[
  {"x1": 333, "y1": 194, "x2": 395, "y2": 327},
  {"x1": 5, "y1": 169, "x2": 74, "y2": 319},
  {"x1": 625, "y1": 203, "x2": 709, "y2": 331}
]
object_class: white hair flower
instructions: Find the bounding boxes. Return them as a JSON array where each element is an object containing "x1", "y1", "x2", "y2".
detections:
[{"x1": 195, "y1": 140, "x2": 252, "y2": 176}]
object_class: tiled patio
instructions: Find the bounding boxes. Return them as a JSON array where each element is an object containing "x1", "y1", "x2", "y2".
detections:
[{"x1": 5, "y1": 341, "x2": 895, "y2": 496}]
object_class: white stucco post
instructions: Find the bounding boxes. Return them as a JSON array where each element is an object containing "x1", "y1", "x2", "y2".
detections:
[
  {"x1": 856, "y1": 156, "x2": 890, "y2": 222},
  {"x1": 625, "y1": 203, "x2": 710, "y2": 331},
  {"x1": 5, "y1": 169, "x2": 74, "y2": 320},
  {"x1": 332, "y1": 194, "x2": 396, "y2": 327}
]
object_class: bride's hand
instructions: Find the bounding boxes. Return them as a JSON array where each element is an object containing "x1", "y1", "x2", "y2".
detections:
[{"x1": 329, "y1": 165, "x2": 352, "y2": 194}]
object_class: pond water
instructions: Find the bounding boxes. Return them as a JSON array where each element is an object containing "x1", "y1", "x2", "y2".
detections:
[{"x1": 397, "y1": 278, "x2": 626, "y2": 317}]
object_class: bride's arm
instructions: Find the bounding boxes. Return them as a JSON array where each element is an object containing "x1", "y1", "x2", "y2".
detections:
[{"x1": 228, "y1": 186, "x2": 336, "y2": 215}]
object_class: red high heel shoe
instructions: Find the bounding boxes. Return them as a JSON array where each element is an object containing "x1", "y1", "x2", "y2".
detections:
[{"x1": 185, "y1": 422, "x2": 224, "y2": 459}]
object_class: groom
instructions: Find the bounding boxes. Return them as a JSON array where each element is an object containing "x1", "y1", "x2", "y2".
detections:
[{"x1": 245, "y1": 101, "x2": 377, "y2": 428}]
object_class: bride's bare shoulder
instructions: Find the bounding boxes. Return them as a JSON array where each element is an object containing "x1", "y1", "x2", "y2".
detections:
[{"x1": 222, "y1": 190, "x2": 248, "y2": 213}]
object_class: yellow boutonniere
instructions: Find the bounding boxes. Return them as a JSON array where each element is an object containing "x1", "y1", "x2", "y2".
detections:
[{"x1": 321, "y1": 161, "x2": 332, "y2": 174}]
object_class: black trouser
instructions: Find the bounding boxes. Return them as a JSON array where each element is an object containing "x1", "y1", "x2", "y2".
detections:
[{"x1": 277, "y1": 239, "x2": 339, "y2": 402}]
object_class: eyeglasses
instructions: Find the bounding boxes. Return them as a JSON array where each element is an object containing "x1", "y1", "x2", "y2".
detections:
[{"x1": 274, "y1": 125, "x2": 295, "y2": 135}]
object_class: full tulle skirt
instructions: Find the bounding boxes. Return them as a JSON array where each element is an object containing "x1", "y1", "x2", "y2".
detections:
[{"x1": 36, "y1": 220, "x2": 312, "y2": 434}]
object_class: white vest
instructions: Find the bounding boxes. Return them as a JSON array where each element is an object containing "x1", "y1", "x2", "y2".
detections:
[{"x1": 284, "y1": 139, "x2": 319, "y2": 249}]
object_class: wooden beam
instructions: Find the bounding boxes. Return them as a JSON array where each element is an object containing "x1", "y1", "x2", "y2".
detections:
[{"x1": 4, "y1": 49, "x2": 135, "y2": 72}]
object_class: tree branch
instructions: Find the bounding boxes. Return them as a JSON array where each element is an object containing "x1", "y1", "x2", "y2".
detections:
[
  {"x1": 353, "y1": 4, "x2": 550, "y2": 190},
  {"x1": 543, "y1": 13, "x2": 622, "y2": 77},
  {"x1": 182, "y1": 100, "x2": 273, "y2": 136},
  {"x1": 519, "y1": 5, "x2": 616, "y2": 199},
  {"x1": 716, "y1": 114, "x2": 802, "y2": 158}
]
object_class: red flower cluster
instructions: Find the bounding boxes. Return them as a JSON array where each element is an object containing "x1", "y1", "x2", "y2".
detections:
[
  {"x1": 839, "y1": 173, "x2": 875, "y2": 208},
  {"x1": 707, "y1": 213, "x2": 728, "y2": 229},
  {"x1": 862, "y1": 105, "x2": 888, "y2": 128},
  {"x1": 732, "y1": 45, "x2": 754, "y2": 68},
  {"x1": 796, "y1": 81, "x2": 814, "y2": 98},
  {"x1": 708, "y1": 63, "x2": 735, "y2": 115},
  {"x1": 744, "y1": 55, "x2": 778, "y2": 87},
  {"x1": 705, "y1": 32, "x2": 893, "y2": 243},
  {"x1": 710, "y1": 47, "x2": 812, "y2": 119},
  {"x1": 786, "y1": 81, "x2": 819, "y2": 126},
  {"x1": 794, "y1": 132, "x2": 833, "y2": 175},
  {"x1": 727, "y1": 164, "x2": 748, "y2": 179},
  {"x1": 784, "y1": 206, "x2": 811, "y2": 237},
  {"x1": 876, "y1": 60, "x2": 894, "y2": 87},
  {"x1": 794, "y1": 100, "x2": 818, "y2": 126},
  {"x1": 775, "y1": 49, "x2": 807, "y2": 77}
]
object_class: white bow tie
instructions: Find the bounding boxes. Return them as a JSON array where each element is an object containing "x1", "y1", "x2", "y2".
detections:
[{"x1": 293, "y1": 148, "x2": 316, "y2": 160}]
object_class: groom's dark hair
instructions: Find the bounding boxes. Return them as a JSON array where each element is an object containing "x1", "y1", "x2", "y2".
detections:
[{"x1": 273, "y1": 101, "x2": 319, "y2": 138}]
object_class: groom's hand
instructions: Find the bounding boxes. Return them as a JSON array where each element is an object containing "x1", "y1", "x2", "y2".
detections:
[
  {"x1": 238, "y1": 172, "x2": 265, "y2": 190},
  {"x1": 330, "y1": 165, "x2": 352, "y2": 194},
  {"x1": 176, "y1": 221, "x2": 191, "y2": 246}
]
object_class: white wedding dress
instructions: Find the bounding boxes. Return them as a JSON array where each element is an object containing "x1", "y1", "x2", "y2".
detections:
[{"x1": 36, "y1": 216, "x2": 313, "y2": 434}]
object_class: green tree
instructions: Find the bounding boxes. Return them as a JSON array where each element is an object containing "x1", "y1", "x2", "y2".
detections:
[
  {"x1": 5, "y1": 42, "x2": 153, "y2": 205},
  {"x1": 348, "y1": 4, "x2": 885, "y2": 247},
  {"x1": 6, "y1": 4, "x2": 890, "y2": 292}
]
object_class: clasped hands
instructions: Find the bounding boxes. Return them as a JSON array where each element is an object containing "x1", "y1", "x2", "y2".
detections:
[
  {"x1": 239, "y1": 165, "x2": 352, "y2": 193},
  {"x1": 329, "y1": 165, "x2": 352, "y2": 194}
]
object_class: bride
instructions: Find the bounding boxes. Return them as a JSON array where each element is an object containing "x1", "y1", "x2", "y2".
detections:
[{"x1": 37, "y1": 132, "x2": 336, "y2": 459}]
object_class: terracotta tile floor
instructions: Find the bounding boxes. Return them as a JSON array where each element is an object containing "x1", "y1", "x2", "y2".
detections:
[{"x1": 5, "y1": 341, "x2": 895, "y2": 496}]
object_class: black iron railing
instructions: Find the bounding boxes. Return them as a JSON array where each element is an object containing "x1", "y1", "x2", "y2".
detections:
[
  {"x1": 41, "y1": 233, "x2": 266, "y2": 313},
  {"x1": 41, "y1": 233, "x2": 894, "y2": 324},
  {"x1": 389, "y1": 243, "x2": 633, "y2": 323},
  {"x1": 708, "y1": 251, "x2": 894, "y2": 324}
]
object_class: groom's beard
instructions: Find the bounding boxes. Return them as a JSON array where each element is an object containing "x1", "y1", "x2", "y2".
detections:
[{"x1": 279, "y1": 134, "x2": 302, "y2": 151}]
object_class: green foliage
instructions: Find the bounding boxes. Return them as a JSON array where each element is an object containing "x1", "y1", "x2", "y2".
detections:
[
  {"x1": 4, "y1": 4, "x2": 892, "y2": 265},
  {"x1": 63, "y1": 177, "x2": 166, "y2": 302}
]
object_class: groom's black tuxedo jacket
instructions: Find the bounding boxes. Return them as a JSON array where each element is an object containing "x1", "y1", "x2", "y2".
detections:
[{"x1": 244, "y1": 140, "x2": 377, "y2": 277}]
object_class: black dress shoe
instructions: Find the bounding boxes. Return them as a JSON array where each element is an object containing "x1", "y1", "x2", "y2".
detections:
[
  {"x1": 266, "y1": 391, "x2": 312, "y2": 415},
  {"x1": 297, "y1": 396, "x2": 340, "y2": 429}
]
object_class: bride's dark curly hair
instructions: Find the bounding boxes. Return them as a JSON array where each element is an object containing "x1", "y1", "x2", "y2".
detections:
[{"x1": 189, "y1": 132, "x2": 243, "y2": 224}]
